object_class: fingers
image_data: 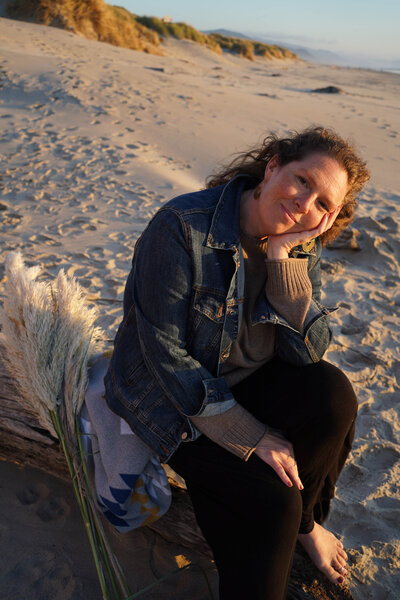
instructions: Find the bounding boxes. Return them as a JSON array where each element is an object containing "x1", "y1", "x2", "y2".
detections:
[
  {"x1": 275, "y1": 463, "x2": 295, "y2": 488},
  {"x1": 325, "y1": 205, "x2": 342, "y2": 231},
  {"x1": 284, "y1": 457, "x2": 304, "y2": 490},
  {"x1": 267, "y1": 204, "x2": 342, "y2": 258},
  {"x1": 308, "y1": 204, "x2": 342, "y2": 239},
  {"x1": 269, "y1": 452, "x2": 304, "y2": 490},
  {"x1": 254, "y1": 433, "x2": 304, "y2": 490}
]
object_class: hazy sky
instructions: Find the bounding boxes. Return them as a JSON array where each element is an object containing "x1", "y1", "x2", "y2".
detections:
[{"x1": 113, "y1": 0, "x2": 399, "y2": 62}]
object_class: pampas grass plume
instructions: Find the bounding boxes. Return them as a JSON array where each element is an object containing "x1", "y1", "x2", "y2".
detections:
[{"x1": 0, "y1": 252, "x2": 101, "y2": 437}]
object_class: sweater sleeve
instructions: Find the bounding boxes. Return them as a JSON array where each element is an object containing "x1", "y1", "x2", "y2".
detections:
[
  {"x1": 190, "y1": 403, "x2": 267, "y2": 461},
  {"x1": 265, "y1": 258, "x2": 312, "y2": 334}
]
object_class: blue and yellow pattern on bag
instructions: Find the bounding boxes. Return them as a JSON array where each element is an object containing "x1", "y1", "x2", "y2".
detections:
[{"x1": 80, "y1": 355, "x2": 171, "y2": 531}]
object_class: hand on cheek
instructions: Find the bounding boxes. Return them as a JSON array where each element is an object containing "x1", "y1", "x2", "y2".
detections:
[
  {"x1": 267, "y1": 206, "x2": 342, "y2": 260},
  {"x1": 323, "y1": 205, "x2": 342, "y2": 234}
]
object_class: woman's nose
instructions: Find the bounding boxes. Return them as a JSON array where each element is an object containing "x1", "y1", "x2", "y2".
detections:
[{"x1": 294, "y1": 192, "x2": 316, "y2": 213}]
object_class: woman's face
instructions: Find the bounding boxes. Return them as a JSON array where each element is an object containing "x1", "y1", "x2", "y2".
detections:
[{"x1": 254, "y1": 152, "x2": 348, "y2": 237}]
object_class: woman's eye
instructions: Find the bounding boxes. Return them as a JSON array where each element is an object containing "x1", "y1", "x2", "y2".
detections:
[
  {"x1": 297, "y1": 175, "x2": 307, "y2": 185},
  {"x1": 318, "y1": 200, "x2": 328, "y2": 212}
]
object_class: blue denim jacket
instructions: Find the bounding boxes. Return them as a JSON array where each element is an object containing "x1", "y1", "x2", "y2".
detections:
[{"x1": 104, "y1": 175, "x2": 334, "y2": 461}]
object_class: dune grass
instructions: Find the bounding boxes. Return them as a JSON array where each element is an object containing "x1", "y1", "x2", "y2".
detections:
[
  {"x1": 135, "y1": 17, "x2": 297, "y2": 61},
  {"x1": 135, "y1": 15, "x2": 221, "y2": 53},
  {"x1": 210, "y1": 33, "x2": 298, "y2": 60},
  {"x1": 5, "y1": 0, "x2": 296, "y2": 61},
  {"x1": 5, "y1": 0, "x2": 162, "y2": 54}
]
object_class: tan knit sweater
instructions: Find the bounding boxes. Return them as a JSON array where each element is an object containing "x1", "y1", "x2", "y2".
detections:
[{"x1": 190, "y1": 234, "x2": 312, "y2": 460}]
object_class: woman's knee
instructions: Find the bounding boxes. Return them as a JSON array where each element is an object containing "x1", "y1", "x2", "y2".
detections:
[
  {"x1": 310, "y1": 361, "x2": 357, "y2": 431},
  {"x1": 250, "y1": 461, "x2": 303, "y2": 531}
]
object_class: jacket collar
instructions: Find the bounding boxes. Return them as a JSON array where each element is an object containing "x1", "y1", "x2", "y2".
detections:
[{"x1": 206, "y1": 175, "x2": 252, "y2": 250}]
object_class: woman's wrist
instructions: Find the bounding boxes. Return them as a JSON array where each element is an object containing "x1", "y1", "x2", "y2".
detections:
[
  {"x1": 267, "y1": 248, "x2": 290, "y2": 260},
  {"x1": 266, "y1": 239, "x2": 290, "y2": 260}
]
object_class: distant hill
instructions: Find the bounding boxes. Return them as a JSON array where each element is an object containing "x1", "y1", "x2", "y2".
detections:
[
  {"x1": 203, "y1": 28, "x2": 252, "y2": 40},
  {"x1": 205, "y1": 27, "x2": 351, "y2": 66}
]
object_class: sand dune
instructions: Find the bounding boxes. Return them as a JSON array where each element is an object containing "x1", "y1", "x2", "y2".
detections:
[{"x1": 0, "y1": 16, "x2": 399, "y2": 600}]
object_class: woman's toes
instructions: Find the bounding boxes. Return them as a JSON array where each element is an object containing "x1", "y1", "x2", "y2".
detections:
[
  {"x1": 298, "y1": 524, "x2": 349, "y2": 585},
  {"x1": 333, "y1": 563, "x2": 347, "y2": 577},
  {"x1": 333, "y1": 556, "x2": 346, "y2": 569},
  {"x1": 325, "y1": 564, "x2": 344, "y2": 584},
  {"x1": 339, "y1": 548, "x2": 348, "y2": 561},
  {"x1": 332, "y1": 559, "x2": 347, "y2": 578}
]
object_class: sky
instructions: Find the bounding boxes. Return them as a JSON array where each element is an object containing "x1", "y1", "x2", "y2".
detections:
[{"x1": 113, "y1": 0, "x2": 400, "y2": 65}]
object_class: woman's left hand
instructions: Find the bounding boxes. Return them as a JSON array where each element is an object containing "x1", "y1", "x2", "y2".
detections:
[{"x1": 267, "y1": 207, "x2": 341, "y2": 260}]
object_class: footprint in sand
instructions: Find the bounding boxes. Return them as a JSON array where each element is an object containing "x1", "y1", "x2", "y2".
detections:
[
  {"x1": 340, "y1": 315, "x2": 368, "y2": 336},
  {"x1": 36, "y1": 496, "x2": 71, "y2": 522},
  {"x1": 16, "y1": 483, "x2": 70, "y2": 521},
  {"x1": 337, "y1": 462, "x2": 370, "y2": 503},
  {"x1": 1, "y1": 551, "x2": 78, "y2": 599},
  {"x1": 16, "y1": 482, "x2": 48, "y2": 505},
  {"x1": 29, "y1": 233, "x2": 62, "y2": 246},
  {"x1": 56, "y1": 218, "x2": 99, "y2": 237},
  {"x1": 0, "y1": 209, "x2": 23, "y2": 229}
]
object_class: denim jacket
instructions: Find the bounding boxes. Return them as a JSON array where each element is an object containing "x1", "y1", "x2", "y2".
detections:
[{"x1": 104, "y1": 175, "x2": 334, "y2": 461}]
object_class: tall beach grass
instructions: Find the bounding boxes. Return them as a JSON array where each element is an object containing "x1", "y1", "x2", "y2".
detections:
[{"x1": 5, "y1": 0, "x2": 162, "y2": 53}]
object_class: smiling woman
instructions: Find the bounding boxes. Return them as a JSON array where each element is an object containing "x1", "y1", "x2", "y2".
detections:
[
  {"x1": 103, "y1": 126, "x2": 370, "y2": 600},
  {"x1": 207, "y1": 126, "x2": 370, "y2": 245},
  {"x1": 239, "y1": 153, "x2": 349, "y2": 261}
]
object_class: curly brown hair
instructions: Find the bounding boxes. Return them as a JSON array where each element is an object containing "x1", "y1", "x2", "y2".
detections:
[{"x1": 206, "y1": 126, "x2": 370, "y2": 245}]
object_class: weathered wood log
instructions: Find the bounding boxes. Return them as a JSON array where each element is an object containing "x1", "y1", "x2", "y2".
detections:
[{"x1": 0, "y1": 344, "x2": 353, "y2": 599}]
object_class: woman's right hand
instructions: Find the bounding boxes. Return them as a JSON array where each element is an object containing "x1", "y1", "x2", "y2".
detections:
[{"x1": 254, "y1": 430, "x2": 304, "y2": 490}]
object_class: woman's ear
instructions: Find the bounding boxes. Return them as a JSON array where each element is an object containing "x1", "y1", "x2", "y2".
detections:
[{"x1": 264, "y1": 155, "x2": 279, "y2": 180}]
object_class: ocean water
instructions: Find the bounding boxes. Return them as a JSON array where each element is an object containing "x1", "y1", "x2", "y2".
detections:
[{"x1": 379, "y1": 68, "x2": 400, "y2": 75}]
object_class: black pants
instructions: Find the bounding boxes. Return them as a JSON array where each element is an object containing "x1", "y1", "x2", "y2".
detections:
[{"x1": 168, "y1": 357, "x2": 357, "y2": 600}]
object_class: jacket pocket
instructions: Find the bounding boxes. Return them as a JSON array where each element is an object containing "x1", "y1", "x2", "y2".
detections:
[
  {"x1": 125, "y1": 359, "x2": 148, "y2": 386},
  {"x1": 187, "y1": 288, "x2": 226, "y2": 358},
  {"x1": 193, "y1": 288, "x2": 226, "y2": 322}
]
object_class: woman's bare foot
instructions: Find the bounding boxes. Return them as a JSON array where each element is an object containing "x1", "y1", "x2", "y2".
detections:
[{"x1": 298, "y1": 522, "x2": 348, "y2": 585}]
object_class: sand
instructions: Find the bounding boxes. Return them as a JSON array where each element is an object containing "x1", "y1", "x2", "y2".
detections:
[{"x1": 0, "y1": 15, "x2": 399, "y2": 600}]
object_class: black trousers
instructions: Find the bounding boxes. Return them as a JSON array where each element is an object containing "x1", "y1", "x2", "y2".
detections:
[{"x1": 168, "y1": 357, "x2": 357, "y2": 600}]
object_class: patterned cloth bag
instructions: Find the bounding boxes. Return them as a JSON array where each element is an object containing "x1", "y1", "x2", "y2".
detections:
[{"x1": 80, "y1": 355, "x2": 171, "y2": 531}]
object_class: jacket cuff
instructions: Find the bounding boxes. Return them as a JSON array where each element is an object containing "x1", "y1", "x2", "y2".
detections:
[{"x1": 190, "y1": 403, "x2": 266, "y2": 461}]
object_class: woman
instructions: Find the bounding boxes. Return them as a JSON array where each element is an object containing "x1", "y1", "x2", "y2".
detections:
[{"x1": 105, "y1": 126, "x2": 370, "y2": 599}]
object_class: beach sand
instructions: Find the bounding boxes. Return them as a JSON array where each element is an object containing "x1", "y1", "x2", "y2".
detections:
[{"x1": 0, "y1": 16, "x2": 399, "y2": 600}]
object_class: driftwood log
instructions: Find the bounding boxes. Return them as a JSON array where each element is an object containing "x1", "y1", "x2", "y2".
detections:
[{"x1": 0, "y1": 345, "x2": 353, "y2": 600}]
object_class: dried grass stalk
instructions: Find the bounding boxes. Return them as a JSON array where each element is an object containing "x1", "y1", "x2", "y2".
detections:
[{"x1": 0, "y1": 252, "x2": 100, "y2": 437}]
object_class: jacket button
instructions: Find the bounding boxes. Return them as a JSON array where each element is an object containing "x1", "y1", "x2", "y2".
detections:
[{"x1": 181, "y1": 432, "x2": 188, "y2": 440}]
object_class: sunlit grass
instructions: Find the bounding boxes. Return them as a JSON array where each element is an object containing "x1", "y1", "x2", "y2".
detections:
[
  {"x1": 135, "y1": 15, "x2": 221, "y2": 53},
  {"x1": 210, "y1": 33, "x2": 298, "y2": 60},
  {"x1": 5, "y1": 0, "x2": 163, "y2": 54},
  {"x1": 5, "y1": 0, "x2": 297, "y2": 60}
]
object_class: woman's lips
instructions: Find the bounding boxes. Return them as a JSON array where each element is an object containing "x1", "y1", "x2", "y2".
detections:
[{"x1": 281, "y1": 204, "x2": 297, "y2": 224}]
